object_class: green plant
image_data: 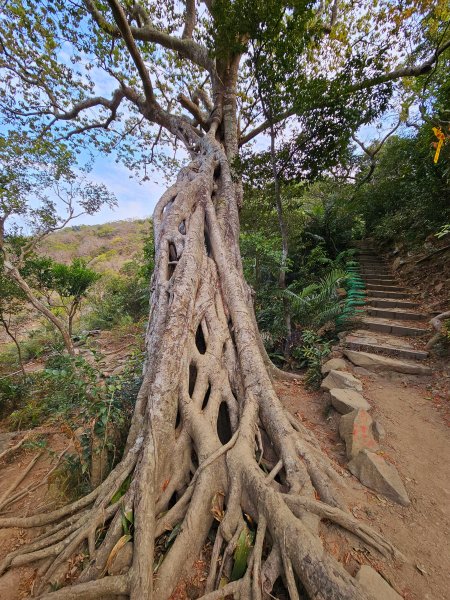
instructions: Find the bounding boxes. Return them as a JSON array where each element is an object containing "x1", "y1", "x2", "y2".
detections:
[
  {"x1": 293, "y1": 331, "x2": 332, "y2": 389},
  {"x1": 285, "y1": 269, "x2": 348, "y2": 329},
  {"x1": 0, "y1": 374, "x2": 29, "y2": 418}
]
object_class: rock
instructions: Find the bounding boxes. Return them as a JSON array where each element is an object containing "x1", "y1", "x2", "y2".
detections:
[
  {"x1": 108, "y1": 542, "x2": 133, "y2": 575},
  {"x1": 111, "y1": 364, "x2": 126, "y2": 376},
  {"x1": 348, "y1": 450, "x2": 410, "y2": 506},
  {"x1": 356, "y1": 565, "x2": 402, "y2": 600},
  {"x1": 344, "y1": 350, "x2": 432, "y2": 376},
  {"x1": 352, "y1": 366, "x2": 374, "y2": 378},
  {"x1": 339, "y1": 410, "x2": 379, "y2": 459},
  {"x1": 321, "y1": 370, "x2": 363, "y2": 392},
  {"x1": 328, "y1": 388, "x2": 371, "y2": 414},
  {"x1": 321, "y1": 358, "x2": 348, "y2": 375},
  {"x1": 372, "y1": 420, "x2": 386, "y2": 441},
  {"x1": 392, "y1": 257, "x2": 404, "y2": 271}
]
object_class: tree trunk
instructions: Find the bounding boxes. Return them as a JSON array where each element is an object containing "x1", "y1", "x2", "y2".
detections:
[
  {"x1": 0, "y1": 313, "x2": 26, "y2": 377},
  {"x1": 0, "y1": 139, "x2": 400, "y2": 600},
  {"x1": 269, "y1": 121, "x2": 292, "y2": 356},
  {"x1": 2, "y1": 262, "x2": 75, "y2": 355}
]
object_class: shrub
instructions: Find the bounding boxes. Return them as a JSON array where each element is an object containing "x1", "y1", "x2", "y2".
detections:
[{"x1": 292, "y1": 331, "x2": 332, "y2": 389}]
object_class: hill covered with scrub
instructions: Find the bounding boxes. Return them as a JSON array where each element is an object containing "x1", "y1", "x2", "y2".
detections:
[{"x1": 39, "y1": 218, "x2": 152, "y2": 274}]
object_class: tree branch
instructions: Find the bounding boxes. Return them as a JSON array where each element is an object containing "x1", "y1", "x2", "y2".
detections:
[
  {"x1": 240, "y1": 40, "x2": 450, "y2": 146},
  {"x1": 182, "y1": 0, "x2": 196, "y2": 40},
  {"x1": 178, "y1": 93, "x2": 209, "y2": 128},
  {"x1": 106, "y1": 0, "x2": 155, "y2": 105},
  {"x1": 84, "y1": 0, "x2": 214, "y2": 74}
]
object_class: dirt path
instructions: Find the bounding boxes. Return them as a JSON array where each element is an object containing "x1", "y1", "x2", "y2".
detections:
[{"x1": 278, "y1": 365, "x2": 450, "y2": 600}]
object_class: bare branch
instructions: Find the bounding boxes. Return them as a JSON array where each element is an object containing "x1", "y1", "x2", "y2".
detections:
[
  {"x1": 352, "y1": 117, "x2": 401, "y2": 186},
  {"x1": 182, "y1": 0, "x2": 196, "y2": 40},
  {"x1": 106, "y1": 0, "x2": 155, "y2": 105},
  {"x1": 84, "y1": 0, "x2": 214, "y2": 74},
  {"x1": 178, "y1": 93, "x2": 209, "y2": 128},
  {"x1": 192, "y1": 87, "x2": 214, "y2": 112}
]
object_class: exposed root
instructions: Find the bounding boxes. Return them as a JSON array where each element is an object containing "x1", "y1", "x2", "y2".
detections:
[
  {"x1": 0, "y1": 451, "x2": 43, "y2": 511},
  {"x1": 0, "y1": 147, "x2": 404, "y2": 599},
  {"x1": 0, "y1": 431, "x2": 32, "y2": 462}
]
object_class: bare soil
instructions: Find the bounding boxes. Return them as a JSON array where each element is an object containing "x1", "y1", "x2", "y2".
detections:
[{"x1": 277, "y1": 362, "x2": 450, "y2": 600}]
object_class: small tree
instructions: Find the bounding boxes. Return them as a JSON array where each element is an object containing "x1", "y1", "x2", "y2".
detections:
[
  {"x1": 0, "y1": 144, "x2": 115, "y2": 354},
  {"x1": 23, "y1": 256, "x2": 100, "y2": 339},
  {"x1": 0, "y1": 265, "x2": 27, "y2": 375}
]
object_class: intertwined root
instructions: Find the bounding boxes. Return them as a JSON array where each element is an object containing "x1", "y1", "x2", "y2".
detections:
[{"x1": 0, "y1": 145, "x2": 402, "y2": 599}]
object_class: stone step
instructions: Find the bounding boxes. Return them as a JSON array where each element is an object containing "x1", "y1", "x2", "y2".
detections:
[
  {"x1": 366, "y1": 284, "x2": 407, "y2": 291},
  {"x1": 344, "y1": 349, "x2": 432, "y2": 376},
  {"x1": 366, "y1": 307, "x2": 426, "y2": 321},
  {"x1": 358, "y1": 261, "x2": 386, "y2": 267},
  {"x1": 360, "y1": 317, "x2": 428, "y2": 336},
  {"x1": 362, "y1": 274, "x2": 396, "y2": 281},
  {"x1": 368, "y1": 298, "x2": 419, "y2": 309},
  {"x1": 345, "y1": 335, "x2": 429, "y2": 360},
  {"x1": 367, "y1": 290, "x2": 409, "y2": 299},
  {"x1": 364, "y1": 279, "x2": 398, "y2": 286}
]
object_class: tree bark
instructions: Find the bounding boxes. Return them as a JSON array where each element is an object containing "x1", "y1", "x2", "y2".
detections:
[
  {"x1": 0, "y1": 131, "x2": 401, "y2": 599},
  {"x1": 2, "y1": 261, "x2": 75, "y2": 355},
  {"x1": 0, "y1": 75, "x2": 400, "y2": 600},
  {"x1": 0, "y1": 312, "x2": 26, "y2": 377}
]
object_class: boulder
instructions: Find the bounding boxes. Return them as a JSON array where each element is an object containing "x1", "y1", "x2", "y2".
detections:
[
  {"x1": 321, "y1": 358, "x2": 348, "y2": 375},
  {"x1": 344, "y1": 350, "x2": 432, "y2": 376},
  {"x1": 356, "y1": 565, "x2": 402, "y2": 600},
  {"x1": 321, "y1": 369, "x2": 363, "y2": 392},
  {"x1": 348, "y1": 450, "x2": 410, "y2": 506},
  {"x1": 372, "y1": 420, "x2": 386, "y2": 441},
  {"x1": 328, "y1": 388, "x2": 371, "y2": 415},
  {"x1": 339, "y1": 410, "x2": 379, "y2": 459}
]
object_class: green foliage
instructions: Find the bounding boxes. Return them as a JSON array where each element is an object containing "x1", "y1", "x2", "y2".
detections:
[
  {"x1": 285, "y1": 269, "x2": 348, "y2": 329},
  {"x1": 5, "y1": 347, "x2": 143, "y2": 497},
  {"x1": 292, "y1": 331, "x2": 331, "y2": 389},
  {"x1": 0, "y1": 374, "x2": 29, "y2": 418},
  {"x1": 23, "y1": 257, "x2": 99, "y2": 298},
  {"x1": 350, "y1": 128, "x2": 450, "y2": 247},
  {"x1": 86, "y1": 267, "x2": 149, "y2": 331},
  {"x1": 20, "y1": 326, "x2": 65, "y2": 359}
]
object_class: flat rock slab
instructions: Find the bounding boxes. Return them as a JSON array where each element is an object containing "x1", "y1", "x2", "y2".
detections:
[
  {"x1": 321, "y1": 369, "x2": 363, "y2": 392},
  {"x1": 348, "y1": 449, "x2": 410, "y2": 506},
  {"x1": 321, "y1": 358, "x2": 348, "y2": 375},
  {"x1": 344, "y1": 350, "x2": 432, "y2": 375},
  {"x1": 339, "y1": 409, "x2": 379, "y2": 459},
  {"x1": 329, "y1": 388, "x2": 371, "y2": 414},
  {"x1": 356, "y1": 565, "x2": 402, "y2": 600}
]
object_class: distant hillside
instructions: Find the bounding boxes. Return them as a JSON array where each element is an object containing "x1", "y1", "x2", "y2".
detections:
[{"x1": 39, "y1": 219, "x2": 151, "y2": 274}]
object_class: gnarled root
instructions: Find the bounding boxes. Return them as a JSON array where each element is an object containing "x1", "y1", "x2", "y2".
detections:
[{"x1": 0, "y1": 147, "x2": 402, "y2": 599}]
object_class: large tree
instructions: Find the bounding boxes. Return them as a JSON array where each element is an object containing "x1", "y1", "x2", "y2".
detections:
[{"x1": 0, "y1": 1, "x2": 448, "y2": 599}]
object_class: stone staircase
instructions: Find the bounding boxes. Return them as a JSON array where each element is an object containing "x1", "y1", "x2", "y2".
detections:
[{"x1": 344, "y1": 245, "x2": 431, "y2": 367}]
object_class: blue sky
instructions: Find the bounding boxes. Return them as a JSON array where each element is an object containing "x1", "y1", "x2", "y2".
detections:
[{"x1": 73, "y1": 153, "x2": 164, "y2": 225}]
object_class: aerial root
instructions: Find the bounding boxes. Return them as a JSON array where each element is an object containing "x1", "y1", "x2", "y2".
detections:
[{"x1": 283, "y1": 495, "x2": 405, "y2": 561}]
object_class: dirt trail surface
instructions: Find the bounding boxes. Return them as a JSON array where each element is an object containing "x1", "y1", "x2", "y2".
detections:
[{"x1": 278, "y1": 365, "x2": 450, "y2": 600}]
